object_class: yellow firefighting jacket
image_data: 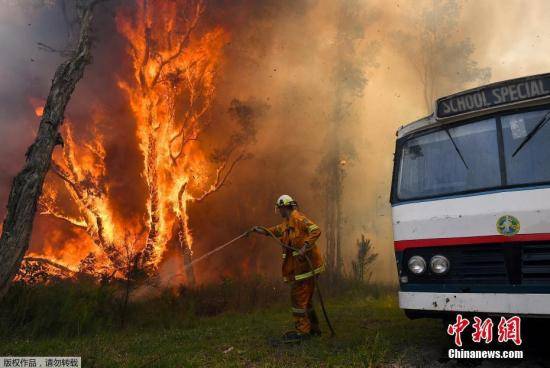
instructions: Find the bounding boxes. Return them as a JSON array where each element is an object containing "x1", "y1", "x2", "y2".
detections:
[{"x1": 268, "y1": 210, "x2": 323, "y2": 283}]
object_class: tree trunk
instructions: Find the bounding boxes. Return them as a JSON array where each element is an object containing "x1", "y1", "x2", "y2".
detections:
[
  {"x1": 177, "y1": 217, "x2": 196, "y2": 286},
  {"x1": 0, "y1": 0, "x2": 103, "y2": 299},
  {"x1": 181, "y1": 243, "x2": 196, "y2": 286},
  {"x1": 323, "y1": 124, "x2": 344, "y2": 280}
]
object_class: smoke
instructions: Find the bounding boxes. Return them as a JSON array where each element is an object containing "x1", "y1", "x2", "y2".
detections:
[
  {"x1": 0, "y1": 2, "x2": 65, "y2": 207},
  {"x1": 0, "y1": 0, "x2": 548, "y2": 284},
  {"x1": 341, "y1": 0, "x2": 550, "y2": 283}
]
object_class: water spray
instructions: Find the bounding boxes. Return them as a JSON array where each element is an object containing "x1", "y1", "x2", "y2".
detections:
[{"x1": 173, "y1": 227, "x2": 336, "y2": 337}]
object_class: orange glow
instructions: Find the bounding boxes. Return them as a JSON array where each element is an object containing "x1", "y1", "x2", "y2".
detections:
[
  {"x1": 29, "y1": 97, "x2": 45, "y2": 117},
  {"x1": 38, "y1": 116, "x2": 120, "y2": 275},
  {"x1": 26, "y1": 0, "x2": 231, "y2": 283},
  {"x1": 116, "y1": 0, "x2": 229, "y2": 265}
]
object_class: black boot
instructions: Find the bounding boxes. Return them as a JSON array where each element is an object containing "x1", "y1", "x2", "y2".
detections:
[
  {"x1": 308, "y1": 308, "x2": 322, "y2": 337},
  {"x1": 282, "y1": 330, "x2": 311, "y2": 344}
]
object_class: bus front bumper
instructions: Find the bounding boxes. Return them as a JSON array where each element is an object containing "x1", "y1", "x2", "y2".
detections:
[{"x1": 399, "y1": 291, "x2": 550, "y2": 315}]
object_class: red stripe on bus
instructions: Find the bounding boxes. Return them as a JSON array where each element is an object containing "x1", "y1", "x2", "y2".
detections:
[{"x1": 394, "y1": 233, "x2": 550, "y2": 251}]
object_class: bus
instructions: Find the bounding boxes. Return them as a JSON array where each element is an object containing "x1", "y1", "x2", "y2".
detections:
[{"x1": 391, "y1": 73, "x2": 550, "y2": 319}]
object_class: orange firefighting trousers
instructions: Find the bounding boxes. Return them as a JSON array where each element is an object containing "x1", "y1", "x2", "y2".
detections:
[{"x1": 291, "y1": 277, "x2": 320, "y2": 334}]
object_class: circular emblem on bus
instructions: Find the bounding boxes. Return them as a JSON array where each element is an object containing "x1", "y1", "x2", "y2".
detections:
[{"x1": 496, "y1": 215, "x2": 520, "y2": 236}]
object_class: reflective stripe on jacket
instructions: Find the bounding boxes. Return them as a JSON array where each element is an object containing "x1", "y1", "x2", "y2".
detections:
[{"x1": 268, "y1": 210, "x2": 323, "y2": 282}]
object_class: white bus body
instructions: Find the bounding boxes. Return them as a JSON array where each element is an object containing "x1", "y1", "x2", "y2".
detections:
[{"x1": 391, "y1": 74, "x2": 550, "y2": 318}]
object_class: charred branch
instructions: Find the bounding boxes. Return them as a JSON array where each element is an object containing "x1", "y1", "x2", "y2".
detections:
[
  {"x1": 195, "y1": 151, "x2": 246, "y2": 202},
  {"x1": 39, "y1": 200, "x2": 87, "y2": 229},
  {"x1": 149, "y1": 2, "x2": 204, "y2": 88},
  {"x1": 23, "y1": 256, "x2": 75, "y2": 275},
  {"x1": 37, "y1": 42, "x2": 74, "y2": 58}
]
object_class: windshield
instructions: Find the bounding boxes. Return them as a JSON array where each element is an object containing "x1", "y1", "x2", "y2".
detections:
[
  {"x1": 502, "y1": 110, "x2": 550, "y2": 185},
  {"x1": 398, "y1": 118, "x2": 501, "y2": 200},
  {"x1": 396, "y1": 108, "x2": 550, "y2": 201}
]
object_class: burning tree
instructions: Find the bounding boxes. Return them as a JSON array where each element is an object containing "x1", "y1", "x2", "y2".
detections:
[
  {"x1": 39, "y1": 121, "x2": 129, "y2": 279},
  {"x1": 116, "y1": 0, "x2": 248, "y2": 285},
  {"x1": 32, "y1": 0, "x2": 255, "y2": 286}
]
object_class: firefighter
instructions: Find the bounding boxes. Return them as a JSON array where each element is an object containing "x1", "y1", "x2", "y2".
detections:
[{"x1": 252, "y1": 194, "x2": 324, "y2": 342}]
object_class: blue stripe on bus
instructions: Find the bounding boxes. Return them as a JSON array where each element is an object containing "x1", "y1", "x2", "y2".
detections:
[
  {"x1": 392, "y1": 183, "x2": 550, "y2": 207},
  {"x1": 400, "y1": 283, "x2": 550, "y2": 294}
]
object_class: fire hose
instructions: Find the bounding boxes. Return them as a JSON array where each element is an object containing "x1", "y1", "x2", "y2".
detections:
[{"x1": 177, "y1": 226, "x2": 336, "y2": 337}]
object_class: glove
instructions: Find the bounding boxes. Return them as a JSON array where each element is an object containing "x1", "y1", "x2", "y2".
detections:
[
  {"x1": 250, "y1": 226, "x2": 267, "y2": 235},
  {"x1": 298, "y1": 243, "x2": 308, "y2": 256}
]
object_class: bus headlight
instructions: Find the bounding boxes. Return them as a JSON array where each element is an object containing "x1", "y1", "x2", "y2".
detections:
[
  {"x1": 407, "y1": 256, "x2": 426, "y2": 275},
  {"x1": 430, "y1": 255, "x2": 450, "y2": 275}
]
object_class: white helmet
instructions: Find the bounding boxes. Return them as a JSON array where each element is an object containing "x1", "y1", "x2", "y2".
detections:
[{"x1": 276, "y1": 194, "x2": 297, "y2": 207}]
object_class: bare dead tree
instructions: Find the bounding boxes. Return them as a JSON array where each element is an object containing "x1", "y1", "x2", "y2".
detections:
[{"x1": 0, "y1": 0, "x2": 106, "y2": 299}]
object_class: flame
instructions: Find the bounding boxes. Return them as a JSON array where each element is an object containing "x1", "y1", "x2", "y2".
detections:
[
  {"x1": 38, "y1": 114, "x2": 120, "y2": 274},
  {"x1": 24, "y1": 0, "x2": 231, "y2": 284},
  {"x1": 29, "y1": 97, "x2": 45, "y2": 117},
  {"x1": 116, "y1": 0, "x2": 229, "y2": 263}
]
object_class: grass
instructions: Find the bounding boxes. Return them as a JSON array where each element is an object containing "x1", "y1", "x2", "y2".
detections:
[{"x1": 0, "y1": 280, "x2": 445, "y2": 367}]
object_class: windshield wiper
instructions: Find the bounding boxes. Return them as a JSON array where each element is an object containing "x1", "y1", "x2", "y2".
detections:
[
  {"x1": 512, "y1": 111, "x2": 550, "y2": 157},
  {"x1": 444, "y1": 128, "x2": 469, "y2": 169}
]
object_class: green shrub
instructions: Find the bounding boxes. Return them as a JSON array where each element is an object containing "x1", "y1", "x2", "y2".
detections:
[
  {"x1": 0, "y1": 274, "x2": 393, "y2": 339},
  {"x1": 0, "y1": 281, "x2": 117, "y2": 338}
]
